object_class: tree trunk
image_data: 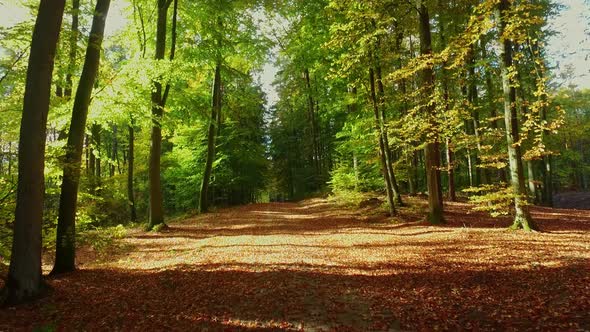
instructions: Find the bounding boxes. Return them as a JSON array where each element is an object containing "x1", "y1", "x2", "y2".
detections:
[
  {"x1": 199, "y1": 61, "x2": 222, "y2": 213},
  {"x1": 376, "y1": 66, "x2": 403, "y2": 206},
  {"x1": 526, "y1": 160, "x2": 539, "y2": 203},
  {"x1": 304, "y1": 68, "x2": 320, "y2": 183},
  {"x1": 147, "y1": 0, "x2": 174, "y2": 230},
  {"x1": 540, "y1": 154, "x2": 553, "y2": 206},
  {"x1": 417, "y1": 0, "x2": 444, "y2": 224},
  {"x1": 497, "y1": 0, "x2": 536, "y2": 231},
  {"x1": 85, "y1": 135, "x2": 90, "y2": 175},
  {"x1": 446, "y1": 139, "x2": 457, "y2": 201},
  {"x1": 109, "y1": 125, "x2": 117, "y2": 177},
  {"x1": 128, "y1": 121, "x2": 137, "y2": 222},
  {"x1": 64, "y1": 0, "x2": 79, "y2": 98},
  {"x1": 1, "y1": 0, "x2": 66, "y2": 305},
  {"x1": 52, "y1": 0, "x2": 111, "y2": 275},
  {"x1": 91, "y1": 124, "x2": 101, "y2": 181},
  {"x1": 370, "y1": 67, "x2": 396, "y2": 216},
  {"x1": 482, "y1": 40, "x2": 508, "y2": 183}
]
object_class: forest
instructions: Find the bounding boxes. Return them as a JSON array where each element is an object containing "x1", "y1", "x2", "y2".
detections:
[{"x1": 0, "y1": 0, "x2": 589, "y2": 330}]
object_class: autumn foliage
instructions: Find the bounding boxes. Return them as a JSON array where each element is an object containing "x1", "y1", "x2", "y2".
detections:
[{"x1": 1, "y1": 198, "x2": 589, "y2": 330}]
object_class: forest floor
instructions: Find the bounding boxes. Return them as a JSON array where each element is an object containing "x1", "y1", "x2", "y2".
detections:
[{"x1": 1, "y1": 197, "x2": 590, "y2": 331}]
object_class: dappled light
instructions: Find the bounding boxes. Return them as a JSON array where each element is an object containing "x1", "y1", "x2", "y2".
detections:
[{"x1": 2, "y1": 199, "x2": 589, "y2": 330}]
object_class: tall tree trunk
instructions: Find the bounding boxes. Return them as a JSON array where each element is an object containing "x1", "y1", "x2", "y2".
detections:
[
  {"x1": 91, "y1": 124, "x2": 101, "y2": 181},
  {"x1": 64, "y1": 0, "x2": 79, "y2": 98},
  {"x1": 199, "y1": 61, "x2": 222, "y2": 213},
  {"x1": 468, "y1": 49, "x2": 487, "y2": 185},
  {"x1": 417, "y1": 0, "x2": 444, "y2": 224},
  {"x1": 110, "y1": 124, "x2": 117, "y2": 177},
  {"x1": 376, "y1": 66, "x2": 403, "y2": 206},
  {"x1": 8, "y1": 142, "x2": 12, "y2": 177},
  {"x1": 147, "y1": 0, "x2": 175, "y2": 230},
  {"x1": 497, "y1": 0, "x2": 536, "y2": 231},
  {"x1": 370, "y1": 68, "x2": 396, "y2": 216},
  {"x1": 1, "y1": 0, "x2": 66, "y2": 305},
  {"x1": 482, "y1": 38, "x2": 508, "y2": 183},
  {"x1": 85, "y1": 135, "x2": 90, "y2": 175},
  {"x1": 52, "y1": 0, "x2": 111, "y2": 275},
  {"x1": 446, "y1": 139, "x2": 457, "y2": 201},
  {"x1": 437, "y1": 1, "x2": 456, "y2": 201},
  {"x1": 541, "y1": 155, "x2": 553, "y2": 206},
  {"x1": 128, "y1": 121, "x2": 137, "y2": 222},
  {"x1": 527, "y1": 160, "x2": 538, "y2": 202},
  {"x1": 304, "y1": 68, "x2": 320, "y2": 182}
]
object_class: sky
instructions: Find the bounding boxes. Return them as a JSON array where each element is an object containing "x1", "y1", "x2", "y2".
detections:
[
  {"x1": 546, "y1": 0, "x2": 590, "y2": 88},
  {"x1": 0, "y1": 0, "x2": 589, "y2": 103}
]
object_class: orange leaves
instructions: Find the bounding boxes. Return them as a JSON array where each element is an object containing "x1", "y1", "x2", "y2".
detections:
[{"x1": 1, "y1": 198, "x2": 589, "y2": 330}]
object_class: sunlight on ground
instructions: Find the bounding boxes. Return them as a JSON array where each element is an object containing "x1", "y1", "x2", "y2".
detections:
[
  {"x1": 6, "y1": 199, "x2": 590, "y2": 331},
  {"x1": 98, "y1": 200, "x2": 590, "y2": 277}
]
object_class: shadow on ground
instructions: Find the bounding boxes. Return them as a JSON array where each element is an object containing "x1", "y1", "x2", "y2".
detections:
[
  {"x1": 1, "y1": 198, "x2": 589, "y2": 331},
  {"x1": 1, "y1": 260, "x2": 589, "y2": 331}
]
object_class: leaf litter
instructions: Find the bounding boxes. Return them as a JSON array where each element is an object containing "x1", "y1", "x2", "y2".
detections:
[{"x1": 1, "y1": 198, "x2": 589, "y2": 331}]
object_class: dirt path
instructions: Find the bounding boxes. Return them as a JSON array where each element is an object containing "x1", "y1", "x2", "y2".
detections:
[{"x1": 1, "y1": 198, "x2": 590, "y2": 331}]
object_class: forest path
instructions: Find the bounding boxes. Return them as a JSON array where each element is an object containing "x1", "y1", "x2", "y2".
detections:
[{"x1": 2, "y1": 198, "x2": 590, "y2": 331}]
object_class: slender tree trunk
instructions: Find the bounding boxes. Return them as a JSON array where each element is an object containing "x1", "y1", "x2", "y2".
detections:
[
  {"x1": 541, "y1": 155, "x2": 553, "y2": 206},
  {"x1": 370, "y1": 68, "x2": 396, "y2": 216},
  {"x1": 526, "y1": 160, "x2": 538, "y2": 203},
  {"x1": 85, "y1": 135, "x2": 90, "y2": 175},
  {"x1": 468, "y1": 52, "x2": 488, "y2": 185},
  {"x1": 52, "y1": 0, "x2": 110, "y2": 275},
  {"x1": 304, "y1": 68, "x2": 320, "y2": 182},
  {"x1": 64, "y1": 0, "x2": 79, "y2": 98},
  {"x1": 376, "y1": 66, "x2": 403, "y2": 206},
  {"x1": 417, "y1": 0, "x2": 443, "y2": 224},
  {"x1": 482, "y1": 39, "x2": 508, "y2": 184},
  {"x1": 7, "y1": 142, "x2": 12, "y2": 177},
  {"x1": 446, "y1": 139, "x2": 457, "y2": 201},
  {"x1": 128, "y1": 121, "x2": 137, "y2": 222},
  {"x1": 199, "y1": 61, "x2": 222, "y2": 213},
  {"x1": 110, "y1": 124, "x2": 118, "y2": 177},
  {"x1": 91, "y1": 124, "x2": 101, "y2": 181},
  {"x1": 1, "y1": 0, "x2": 66, "y2": 305},
  {"x1": 437, "y1": 3, "x2": 456, "y2": 201},
  {"x1": 497, "y1": 0, "x2": 536, "y2": 231},
  {"x1": 147, "y1": 0, "x2": 175, "y2": 230}
]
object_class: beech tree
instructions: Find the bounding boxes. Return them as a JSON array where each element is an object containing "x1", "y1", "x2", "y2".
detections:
[
  {"x1": 147, "y1": 0, "x2": 178, "y2": 230},
  {"x1": 52, "y1": 0, "x2": 112, "y2": 275},
  {"x1": 496, "y1": 0, "x2": 535, "y2": 231},
  {"x1": 1, "y1": 0, "x2": 66, "y2": 304}
]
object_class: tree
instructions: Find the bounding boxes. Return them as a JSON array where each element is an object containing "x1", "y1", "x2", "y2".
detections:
[
  {"x1": 147, "y1": 0, "x2": 178, "y2": 230},
  {"x1": 497, "y1": 0, "x2": 536, "y2": 231},
  {"x1": 1, "y1": 0, "x2": 66, "y2": 305},
  {"x1": 52, "y1": 0, "x2": 112, "y2": 275},
  {"x1": 417, "y1": 0, "x2": 444, "y2": 224}
]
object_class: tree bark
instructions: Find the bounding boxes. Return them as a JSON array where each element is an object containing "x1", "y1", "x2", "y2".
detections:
[
  {"x1": 64, "y1": 0, "x2": 79, "y2": 98},
  {"x1": 376, "y1": 65, "x2": 403, "y2": 206},
  {"x1": 52, "y1": 0, "x2": 111, "y2": 275},
  {"x1": 199, "y1": 61, "x2": 222, "y2": 213},
  {"x1": 370, "y1": 68, "x2": 396, "y2": 216},
  {"x1": 304, "y1": 68, "x2": 320, "y2": 182},
  {"x1": 417, "y1": 0, "x2": 444, "y2": 224},
  {"x1": 446, "y1": 139, "x2": 457, "y2": 201},
  {"x1": 497, "y1": 0, "x2": 536, "y2": 231},
  {"x1": 147, "y1": 0, "x2": 174, "y2": 230},
  {"x1": 91, "y1": 123, "x2": 102, "y2": 181},
  {"x1": 1, "y1": 0, "x2": 66, "y2": 305},
  {"x1": 482, "y1": 39, "x2": 508, "y2": 183},
  {"x1": 128, "y1": 121, "x2": 137, "y2": 222}
]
